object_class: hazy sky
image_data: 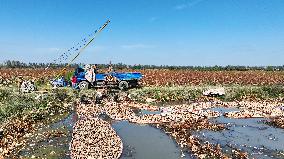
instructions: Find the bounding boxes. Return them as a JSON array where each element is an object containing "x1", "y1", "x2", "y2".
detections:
[{"x1": 0, "y1": 0, "x2": 284, "y2": 66}]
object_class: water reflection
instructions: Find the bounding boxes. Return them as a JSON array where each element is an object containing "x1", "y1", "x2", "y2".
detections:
[{"x1": 112, "y1": 121, "x2": 193, "y2": 159}]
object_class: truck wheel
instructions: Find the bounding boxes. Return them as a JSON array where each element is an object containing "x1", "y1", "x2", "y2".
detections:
[
  {"x1": 118, "y1": 81, "x2": 129, "y2": 90},
  {"x1": 79, "y1": 81, "x2": 89, "y2": 90}
]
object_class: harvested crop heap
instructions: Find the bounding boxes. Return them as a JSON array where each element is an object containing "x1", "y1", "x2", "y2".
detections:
[
  {"x1": 72, "y1": 100, "x2": 125, "y2": 159},
  {"x1": 135, "y1": 102, "x2": 221, "y2": 124},
  {"x1": 219, "y1": 101, "x2": 284, "y2": 118},
  {"x1": 71, "y1": 118, "x2": 122, "y2": 159},
  {"x1": 0, "y1": 118, "x2": 34, "y2": 157},
  {"x1": 161, "y1": 122, "x2": 228, "y2": 158},
  {"x1": 268, "y1": 116, "x2": 284, "y2": 128}
]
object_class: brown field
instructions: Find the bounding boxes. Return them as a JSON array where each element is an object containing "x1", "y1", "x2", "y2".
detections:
[
  {"x1": 138, "y1": 69, "x2": 284, "y2": 86},
  {"x1": 1, "y1": 68, "x2": 284, "y2": 86}
]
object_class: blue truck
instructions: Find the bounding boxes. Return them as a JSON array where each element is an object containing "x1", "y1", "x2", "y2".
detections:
[
  {"x1": 73, "y1": 67, "x2": 143, "y2": 90},
  {"x1": 50, "y1": 77, "x2": 69, "y2": 88}
]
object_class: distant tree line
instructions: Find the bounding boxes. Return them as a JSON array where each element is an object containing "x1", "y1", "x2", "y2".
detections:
[
  {"x1": 1, "y1": 60, "x2": 284, "y2": 71},
  {"x1": 0, "y1": 60, "x2": 81, "y2": 69}
]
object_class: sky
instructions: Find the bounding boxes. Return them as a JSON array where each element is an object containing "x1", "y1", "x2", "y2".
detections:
[{"x1": 0, "y1": 0, "x2": 284, "y2": 66}]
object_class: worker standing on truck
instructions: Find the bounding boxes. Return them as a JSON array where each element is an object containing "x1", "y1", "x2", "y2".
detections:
[
  {"x1": 84, "y1": 64, "x2": 96, "y2": 83},
  {"x1": 105, "y1": 64, "x2": 116, "y2": 83},
  {"x1": 107, "y1": 64, "x2": 114, "y2": 73},
  {"x1": 93, "y1": 64, "x2": 98, "y2": 74},
  {"x1": 92, "y1": 64, "x2": 97, "y2": 82}
]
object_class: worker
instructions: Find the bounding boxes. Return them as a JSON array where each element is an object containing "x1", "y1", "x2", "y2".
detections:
[
  {"x1": 92, "y1": 64, "x2": 98, "y2": 82},
  {"x1": 17, "y1": 76, "x2": 23, "y2": 92},
  {"x1": 93, "y1": 64, "x2": 98, "y2": 74},
  {"x1": 85, "y1": 64, "x2": 96, "y2": 83},
  {"x1": 105, "y1": 64, "x2": 116, "y2": 82},
  {"x1": 71, "y1": 76, "x2": 78, "y2": 89},
  {"x1": 107, "y1": 64, "x2": 114, "y2": 73}
]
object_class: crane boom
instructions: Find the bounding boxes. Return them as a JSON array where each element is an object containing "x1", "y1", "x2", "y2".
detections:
[
  {"x1": 67, "y1": 20, "x2": 110, "y2": 66},
  {"x1": 57, "y1": 20, "x2": 110, "y2": 77}
]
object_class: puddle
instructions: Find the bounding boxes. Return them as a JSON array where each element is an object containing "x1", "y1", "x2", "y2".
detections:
[
  {"x1": 112, "y1": 121, "x2": 193, "y2": 159},
  {"x1": 209, "y1": 107, "x2": 240, "y2": 114},
  {"x1": 18, "y1": 112, "x2": 77, "y2": 159},
  {"x1": 195, "y1": 107, "x2": 284, "y2": 159},
  {"x1": 140, "y1": 109, "x2": 161, "y2": 115}
]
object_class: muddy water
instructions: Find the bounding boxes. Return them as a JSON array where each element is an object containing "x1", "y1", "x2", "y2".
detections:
[
  {"x1": 18, "y1": 112, "x2": 77, "y2": 159},
  {"x1": 112, "y1": 121, "x2": 192, "y2": 159},
  {"x1": 51, "y1": 112, "x2": 77, "y2": 131},
  {"x1": 140, "y1": 109, "x2": 161, "y2": 115},
  {"x1": 195, "y1": 107, "x2": 284, "y2": 159}
]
